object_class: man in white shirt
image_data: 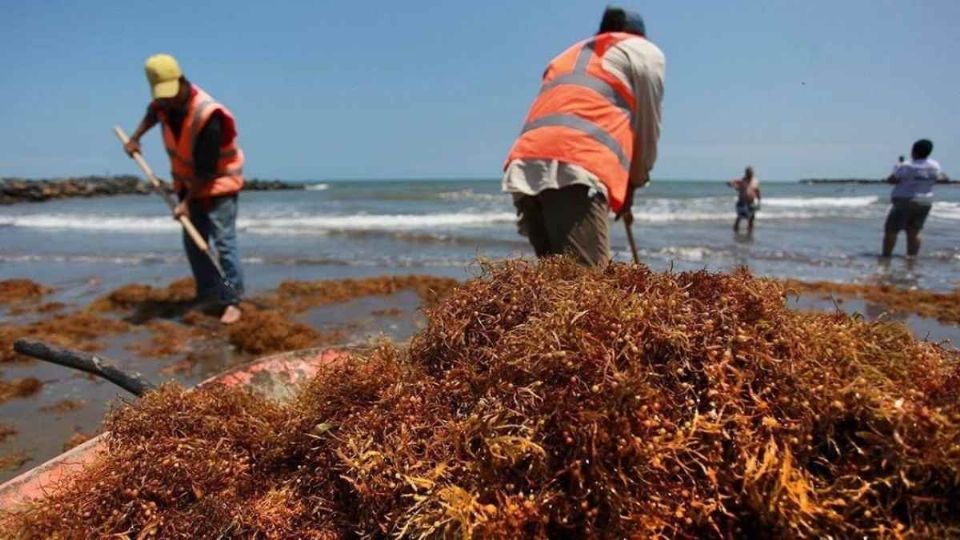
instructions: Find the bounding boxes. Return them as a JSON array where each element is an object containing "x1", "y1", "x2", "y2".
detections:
[
  {"x1": 502, "y1": 6, "x2": 665, "y2": 267},
  {"x1": 882, "y1": 139, "x2": 947, "y2": 257}
]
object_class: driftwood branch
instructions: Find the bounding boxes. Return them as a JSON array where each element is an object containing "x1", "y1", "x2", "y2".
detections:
[{"x1": 13, "y1": 339, "x2": 155, "y2": 397}]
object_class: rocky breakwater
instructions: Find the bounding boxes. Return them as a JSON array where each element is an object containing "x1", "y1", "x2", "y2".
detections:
[
  {"x1": 0, "y1": 176, "x2": 305, "y2": 204},
  {"x1": 0, "y1": 176, "x2": 151, "y2": 204},
  {"x1": 243, "y1": 178, "x2": 307, "y2": 191}
]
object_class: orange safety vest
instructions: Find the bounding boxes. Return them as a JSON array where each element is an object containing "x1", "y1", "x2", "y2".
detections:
[
  {"x1": 158, "y1": 85, "x2": 244, "y2": 198},
  {"x1": 505, "y1": 32, "x2": 639, "y2": 212}
]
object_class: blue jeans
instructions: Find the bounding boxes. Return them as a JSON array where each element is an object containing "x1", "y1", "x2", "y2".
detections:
[{"x1": 183, "y1": 195, "x2": 244, "y2": 305}]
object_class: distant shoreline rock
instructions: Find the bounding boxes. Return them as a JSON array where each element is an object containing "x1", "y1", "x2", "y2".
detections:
[
  {"x1": 799, "y1": 178, "x2": 958, "y2": 185},
  {"x1": 0, "y1": 176, "x2": 305, "y2": 204}
]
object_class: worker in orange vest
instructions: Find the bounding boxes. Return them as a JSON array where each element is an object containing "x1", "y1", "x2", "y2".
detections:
[
  {"x1": 503, "y1": 7, "x2": 665, "y2": 267},
  {"x1": 124, "y1": 54, "x2": 245, "y2": 324}
]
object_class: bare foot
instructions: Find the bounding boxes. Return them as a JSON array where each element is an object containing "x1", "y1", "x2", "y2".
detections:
[{"x1": 220, "y1": 304, "x2": 242, "y2": 325}]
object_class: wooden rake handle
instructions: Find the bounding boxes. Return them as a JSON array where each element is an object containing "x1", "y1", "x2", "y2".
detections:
[
  {"x1": 113, "y1": 126, "x2": 211, "y2": 253},
  {"x1": 624, "y1": 218, "x2": 640, "y2": 264}
]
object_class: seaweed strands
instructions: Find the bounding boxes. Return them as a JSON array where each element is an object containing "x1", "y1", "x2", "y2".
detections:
[
  {"x1": 270, "y1": 275, "x2": 462, "y2": 312},
  {"x1": 226, "y1": 308, "x2": 346, "y2": 356},
  {"x1": 5, "y1": 258, "x2": 960, "y2": 538},
  {"x1": 0, "y1": 377, "x2": 42, "y2": 405},
  {"x1": 0, "y1": 312, "x2": 130, "y2": 363},
  {"x1": 783, "y1": 279, "x2": 960, "y2": 325},
  {"x1": 0, "y1": 280, "x2": 49, "y2": 305}
]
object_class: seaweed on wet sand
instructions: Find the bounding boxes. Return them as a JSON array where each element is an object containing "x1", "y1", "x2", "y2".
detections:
[
  {"x1": 270, "y1": 275, "x2": 461, "y2": 312},
  {"x1": 0, "y1": 452, "x2": 30, "y2": 473},
  {"x1": 39, "y1": 399, "x2": 86, "y2": 414},
  {"x1": 784, "y1": 279, "x2": 960, "y2": 325},
  {"x1": 0, "y1": 377, "x2": 42, "y2": 405},
  {"x1": 226, "y1": 308, "x2": 346, "y2": 355},
  {"x1": 0, "y1": 312, "x2": 130, "y2": 363},
  {"x1": 0, "y1": 280, "x2": 49, "y2": 304},
  {"x1": 87, "y1": 278, "x2": 196, "y2": 313},
  {"x1": 5, "y1": 259, "x2": 960, "y2": 538},
  {"x1": 62, "y1": 431, "x2": 92, "y2": 452}
]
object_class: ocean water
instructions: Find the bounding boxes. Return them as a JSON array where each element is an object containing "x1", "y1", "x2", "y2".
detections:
[{"x1": 0, "y1": 179, "x2": 958, "y2": 291}]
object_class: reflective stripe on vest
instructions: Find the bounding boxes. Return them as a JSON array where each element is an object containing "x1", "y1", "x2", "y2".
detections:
[
  {"x1": 520, "y1": 114, "x2": 631, "y2": 171},
  {"x1": 539, "y1": 73, "x2": 632, "y2": 117},
  {"x1": 161, "y1": 85, "x2": 245, "y2": 198},
  {"x1": 519, "y1": 37, "x2": 635, "y2": 161},
  {"x1": 506, "y1": 33, "x2": 640, "y2": 212},
  {"x1": 187, "y1": 99, "x2": 215, "y2": 146}
]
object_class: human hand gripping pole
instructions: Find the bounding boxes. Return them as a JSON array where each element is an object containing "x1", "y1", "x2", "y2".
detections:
[{"x1": 113, "y1": 126, "x2": 240, "y2": 301}]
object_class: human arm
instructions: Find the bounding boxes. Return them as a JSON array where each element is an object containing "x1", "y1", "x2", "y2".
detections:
[
  {"x1": 627, "y1": 44, "x2": 665, "y2": 192},
  {"x1": 618, "y1": 38, "x2": 666, "y2": 219},
  {"x1": 123, "y1": 107, "x2": 159, "y2": 156}
]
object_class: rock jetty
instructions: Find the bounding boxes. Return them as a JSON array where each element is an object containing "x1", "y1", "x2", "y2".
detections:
[
  {"x1": 0, "y1": 176, "x2": 305, "y2": 204},
  {"x1": 799, "y1": 177, "x2": 957, "y2": 185}
]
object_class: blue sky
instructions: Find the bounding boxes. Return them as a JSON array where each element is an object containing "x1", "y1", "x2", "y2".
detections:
[{"x1": 1, "y1": 0, "x2": 957, "y2": 181}]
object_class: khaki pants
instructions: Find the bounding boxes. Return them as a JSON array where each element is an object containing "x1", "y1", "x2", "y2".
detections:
[{"x1": 513, "y1": 185, "x2": 609, "y2": 267}]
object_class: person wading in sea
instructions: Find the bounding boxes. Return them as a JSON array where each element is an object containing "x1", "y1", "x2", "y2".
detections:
[
  {"x1": 124, "y1": 54, "x2": 246, "y2": 324},
  {"x1": 882, "y1": 139, "x2": 948, "y2": 258},
  {"x1": 502, "y1": 6, "x2": 665, "y2": 267},
  {"x1": 727, "y1": 166, "x2": 761, "y2": 233}
]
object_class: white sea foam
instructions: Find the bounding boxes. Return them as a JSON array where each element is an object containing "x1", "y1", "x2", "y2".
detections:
[
  {"x1": 251, "y1": 213, "x2": 516, "y2": 232},
  {"x1": 305, "y1": 183, "x2": 330, "y2": 191},
  {"x1": 631, "y1": 210, "x2": 823, "y2": 223},
  {"x1": 654, "y1": 246, "x2": 710, "y2": 261},
  {"x1": 437, "y1": 189, "x2": 502, "y2": 202},
  {"x1": 761, "y1": 196, "x2": 879, "y2": 208},
  {"x1": 0, "y1": 215, "x2": 179, "y2": 232},
  {"x1": 931, "y1": 201, "x2": 960, "y2": 221},
  {"x1": 0, "y1": 212, "x2": 517, "y2": 233}
]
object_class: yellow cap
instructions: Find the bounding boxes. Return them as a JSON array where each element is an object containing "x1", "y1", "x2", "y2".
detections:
[{"x1": 144, "y1": 54, "x2": 182, "y2": 99}]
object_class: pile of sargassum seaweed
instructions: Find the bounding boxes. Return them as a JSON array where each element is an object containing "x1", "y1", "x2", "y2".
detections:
[{"x1": 4, "y1": 259, "x2": 959, "y2": 538}]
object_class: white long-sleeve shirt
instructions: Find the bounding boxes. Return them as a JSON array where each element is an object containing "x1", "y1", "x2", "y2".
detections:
[{"x1": 503, "y1": 35, "x2": 666, "y2": 201}]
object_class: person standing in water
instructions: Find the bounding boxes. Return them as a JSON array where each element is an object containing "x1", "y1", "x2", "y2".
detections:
[
  {"x1": 882, "y1": 139, "x2": 947, "y2": 258},
  {"x1": 893, "y1": 155, "x2": 906, "y2": 173},
  {"x1": 727, "y1": 166, "x2": 761, "y2": 233},
  {"x1": 123, "y1": 54, "x2": 246, "y2": 324}
]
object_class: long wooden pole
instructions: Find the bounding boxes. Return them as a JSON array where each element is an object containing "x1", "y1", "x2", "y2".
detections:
[
  {"x1": 112, "y1": 126, "x2": 226, "y2": 279},
  {"x1": 14, "y1": 339, "x2": 154, "y2": 397},
  {"x1": 624, "y1": 220, "x2": 640, "y2": 264}
]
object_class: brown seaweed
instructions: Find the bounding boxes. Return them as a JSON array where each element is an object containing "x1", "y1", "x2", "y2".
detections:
[
  {"x1": 0, "y1": 280, "x2": 49, "y2": 304},
  {"x1": 5, "y1": 259, "x2": 960, "y2": 538},
  {"x1": 784, "y1": 279, "x2": 960, "y2": 325}
]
